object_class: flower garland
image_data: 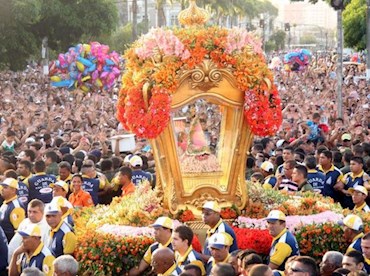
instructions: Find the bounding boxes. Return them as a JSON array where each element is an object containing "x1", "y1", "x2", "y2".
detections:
[{"x1": 118, "y1": 26, "x2": 282, "y2": 138}]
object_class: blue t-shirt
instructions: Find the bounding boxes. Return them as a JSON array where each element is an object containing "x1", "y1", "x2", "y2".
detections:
[{"x1": 307, "y1": 169, "x2": 326, "y2": 194}]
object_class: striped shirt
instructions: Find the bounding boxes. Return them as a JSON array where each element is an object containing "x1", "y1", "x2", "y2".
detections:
[{"x1": 278, "y1": 178, "x2": 298, "y2": 192}]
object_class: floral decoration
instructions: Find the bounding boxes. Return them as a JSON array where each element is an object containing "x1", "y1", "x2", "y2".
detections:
[
  {"x1": 295, "y1": 223, "x2": 349, "y2": 260},
  {"x1": 232, "y1": 227, "x2": 272, "y2": 255},
  {"x1": 117, "y1": 26, "x2": 282, "y2": 138},
  {"x1": 176, "y1": 208, "x2": 196, "y2": 223},
  {"x1": 220, "y1": 205, "x2": 239, "y2": 220}
]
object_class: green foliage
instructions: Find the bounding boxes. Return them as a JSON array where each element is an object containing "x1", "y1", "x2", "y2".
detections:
[
  {"x1": 0, "y1": 0, "x2": 118, "y2": 70},
  {"x1": 270, "y1": 30, "x2": 286, "y2": 50},
  {"x1": 343, "y1": 0, "x2": 366, "y2": 50},
  {"x1": 300, "y1": 33, "x2": 317, "y2": 44}
]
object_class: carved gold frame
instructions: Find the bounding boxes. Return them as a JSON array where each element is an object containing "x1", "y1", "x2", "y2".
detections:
[{"x1": 151, "y1": 59, "x2": 253, "y2": 216}]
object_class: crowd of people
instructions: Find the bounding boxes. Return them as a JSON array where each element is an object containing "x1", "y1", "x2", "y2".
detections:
[{"x1": 0, "y1": 50, "x2": 369, "y2": 275}]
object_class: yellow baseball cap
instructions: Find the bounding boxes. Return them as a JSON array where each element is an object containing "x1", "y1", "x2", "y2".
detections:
[
  {"x1": 340, "y1": 214, "x2": 363, "y2": 231},
  {"x1": 202, "y1": 201, "x2": 221, "y2": 213},
  {"x1": 0, "y1": 178, "x2": 19, "y2": 190},
  {"x1": 349, "y1": 186, "x2": 368, "y2": 196},
  {"x1": 18, "y1": 224, "x2": 42, "y2": 237},
  {"x1": 208, "y1": 232, "x2": 233, "y2": 249},
  {"x1": 150, "y1": 217, "x2": 173, "y2": 230},
  {"x1": 341, "y1": 133, "x2": 352, "y2": 141},
  {"x1": 50, "y1": 196, "x2": 73, "y2": 209},
  {"x1": 50, "y1": 180, "x2": 69, "y2": 193},
  {"x1": 265, "y1": 210, "x2": 286, "y2": 222},
  {"x1": 261, "y1": 161, "x2": 274, "y2": 172}
]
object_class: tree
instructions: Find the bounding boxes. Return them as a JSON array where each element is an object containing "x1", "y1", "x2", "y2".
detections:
[
  {"x1": 343, "y1": 0, "x2": 366, "y2": 50},
  {"x1": 0, "y1": 0, "x2": 118, "y2": 70},
  {"x1": 300, "y1": 33, "x2": 317, "y2": 44},
  {"x1": 270, "y1": 30, "x2": 286, "y2": 50}
]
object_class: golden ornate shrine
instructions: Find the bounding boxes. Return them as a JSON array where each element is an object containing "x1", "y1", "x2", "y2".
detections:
[
  {"x1": 152, "y1": 67, "x2": 253, "y2": 216},
  {"x1": 117, "y1": 0, "x2": 282, "y2": 217}
]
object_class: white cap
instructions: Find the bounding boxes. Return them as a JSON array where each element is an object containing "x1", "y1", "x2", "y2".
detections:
[
  {"x1": 265, "y1": 210, "x2": 286, "y2": 222},
  {"x1": 340, "y1": 214, "x2": 363, "y2": 231},
  {"x1": 349, "y1": 185, "x2": 368, "y2": 196},
  {"x1": 45, "y1": 202, "x2": 62, "y2": 215},
  {"x1": 202, "y1": 201, "x2": 221, "y2": 213},
  {"x1": 150, "y1": 217, "x2": 173, "y2": 229},
  {"x1": 208, "y1": 233, "x2": 233, "y2": 249},
  {"x1": 18, "y1": 224, "x2": 42, "y2": 237},
  {"x1": 129, "y1": 155, "x2": 143, "y2": 167},
  {"x1": 276, "y1": 139, "x2": 285, "y2": 148},
  {"x1": 260, "y1": 161, "x2": 274, "y2": 173},
  {"x1": 25, "y1": 137, "x2": 36, "y2": 144}
]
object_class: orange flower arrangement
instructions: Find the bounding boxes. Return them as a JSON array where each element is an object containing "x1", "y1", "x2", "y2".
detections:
[{"x1": 117, "y1": 26, "x2": 282, "y2": 138}]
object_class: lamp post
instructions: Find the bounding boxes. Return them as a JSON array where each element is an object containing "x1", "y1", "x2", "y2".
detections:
[
  {"x1": 330, "y1": 0, "x2": 345, "y2": 118},
  {"x1": 367, "y1": 0, "x2": 370, "y2": 83}
]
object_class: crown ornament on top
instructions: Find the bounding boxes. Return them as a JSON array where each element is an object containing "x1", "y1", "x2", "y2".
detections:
[{"x1": 178, "y1": 0, "x2": 210, "y2": 27}]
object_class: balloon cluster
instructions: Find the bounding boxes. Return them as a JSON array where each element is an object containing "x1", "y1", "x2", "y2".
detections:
[
  {"x1": 49, "y1": 42, "x2": 121, "y2": 92},
  {"x1": 284, "y1": 49, "x2": 311, "y2": 72}
]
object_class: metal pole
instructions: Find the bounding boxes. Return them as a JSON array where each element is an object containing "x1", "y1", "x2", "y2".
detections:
[
  {"x1": 144, "y1": 0, "x2": 148, "y2": 33},
  {"x1": 367, "y1": 0, "x2": 370, "y2": 83},
  {"x1": 41, "y1": 37, "x2": 49, "y2": 75},
  {"x1": 337, "y1": 10, "x2": 343, "y2": 118}
]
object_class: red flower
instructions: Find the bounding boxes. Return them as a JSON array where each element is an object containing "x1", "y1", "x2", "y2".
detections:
[{"x1": 232, "y1": 227, "x2": 272, "y2": 255}]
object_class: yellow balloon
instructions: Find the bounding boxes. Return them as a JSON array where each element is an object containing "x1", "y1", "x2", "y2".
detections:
[
  {"x1": 50, "y1": 76, "x2": 61, "y2": 82},
  {"x1": 83, "y1": 44, "x2": 91, "y2": 53},
  {"x1": 81, "y1": 85, "x2": 89, "y2": 92},
  {"x1": 76, "y1": 62, "x2": 85, "y2": 72},
  {"x1": 95, "y1": 78, "x2": 103, "y2": 87},
  {"x1": 82, "y1": 76, "x2": 91, "y2": 82}
]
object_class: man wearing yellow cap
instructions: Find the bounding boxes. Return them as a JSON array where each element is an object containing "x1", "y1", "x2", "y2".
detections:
[
  {"x1": 45, "y1": 202, "x2": 76, "y2": 257},
  {"x1": 205, "y1": 232, "x2": 233, "y2": 275},
  {"x1": 265, "y1": 210, "x2": 299, "y2": 270},
  {"x1": 349, "y1": 186, "x2": 370, "y2": 212},
  {"x1": 340, "y1": 214, "x2": 364, "y2": 254},
  {"x1": 129, "y1": 216, "x2": 173, "y2": 276},
  {"x1": 260, "y1": 161, "x2": 277, "y2": 190},
  {"x1": 50, "y1": 196, "x2": 74, "y2": 228},
  {"x1": 0, "y1": 178, "x2": 26, "y2": 242},
  {"x1": 8, "y1": 224, "x2": 55, "y2": 276},
  {"x1": 202, "y1": 201, "x2": 238, "y2": 258}
]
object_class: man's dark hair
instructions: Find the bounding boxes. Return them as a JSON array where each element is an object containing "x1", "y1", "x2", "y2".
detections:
[
  {"x1": 34, "y1": 160, "x2": 46, "y2": 172},
  {"x1": 353, "y1": 144, "x2": 364, "y2": 157},
  {"x1": 285, "y1": 160, "x2": 297, "y2": 169},
  {"x1": 119, "y1": 166, "x2": 132, "y2": 180},
  {"x1": 58, "y1": 161, "x2": 71, "y2": 171},
  {"x1": 313, "y1": 112, "x2": 320, "y2": 119},
  {"x1": 45, "y1": 151, "x2": 59, "y2": 163},
  {"x1": 316, "y1": 145, "x2": 329, "y2": 156},
  {"x1": 112, "y1": 156, "x2": 123, "y2": 170},
  {"x1": 345, "y1": 250, "x2": 365, "y2": 264},
  {"x1": 19, "y1": 160, "x2": 32, "y2": 171},
  {"x1": 242, "y1": 253, "x2": 263, "y2": 269},
  {"x1": 260, "y1": 138, "x2": 272, "y2": 150},
  {"x1": 333, "y1": 151, "x2": 342, "y2": 164},
  {"x1": 101, "y1": 159, "x2": 113, "y2": 172},
  {"x1": 4, "y1": 169, "x2": 17, "y2": 179},
  {"x1": 248, "y1": 264, "x2": 270, "y2": 276},
  {"x1": 305, "y1": 155, "x2": 317, "y2": 170},
  {"x1": 62, "y1": 154, "x2": 75, "y2": 167},
  {"x1": 183, "y1": 264, "x2": 202, "y2": 276},
  {"x1": 336, "y1": 118, "x2": 344, "y2": 123},
  {"x1": 24, "y1": 149, "x2": 36, "y2": 162},
  {"x1": 321, "y1": 150, "x2": 333, "y2": 160},
  {"x1": 246, "y1": 157, "x2": 255, "y2": 169},
  {"x1": 351, "y1": 156, "x2": 364, "y2": 166},
  {"x1": 174, "y1": 225, "x2": 193, "y2": 246},
  {"x1": 295, "y1": 165, "x2": 308, "y2": 179},
  {"x1": 294, "y1": 256, "x2": 319, "y2": 276},
  {"x1": 211, "y1": 263, "x2": 236, "y2": 276},
  {"x1": 362, "y1": 232, "x2": 370, "y2": 240},
  {"x1": 86, "y1": 154, "x2": 97, "y2": 164},
  {"x1": 252, "y1": 143, "x2": 263, "y2": 153},
  {"x1": 283, "y1": 146, "x2": 294, "y2": 154},
  {"x1": 362, "y1": 143, "x2": 370, "y2": 156},
  {"x1": 30, "y1": 142, "x2": 42, "y2": 151},
  {"x1": 343, "y1": 150, "x2": 354, "y2": 164}
]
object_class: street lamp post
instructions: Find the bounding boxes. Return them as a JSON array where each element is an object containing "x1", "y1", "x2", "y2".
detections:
[
  {"x1": 337, "y1": 9, "x2": 343, "y2": 118},
  {"x1": 367, "y1": 0, "x2": 370, "y2": 83}
]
